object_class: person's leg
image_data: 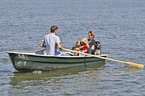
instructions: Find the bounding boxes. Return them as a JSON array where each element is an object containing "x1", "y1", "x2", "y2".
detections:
[
  {"x1": 87, "y1": 48, "x2": 92, "y2": 54},
  {"x1": 95, "y1": 49, "x2": 101, "y2": 55},
  {"x1": 55, "y1": 52, "x2": 61, "y2": 55},
  {"x1": 74, "y1": 48, "x2": 80, "y2": 56}
]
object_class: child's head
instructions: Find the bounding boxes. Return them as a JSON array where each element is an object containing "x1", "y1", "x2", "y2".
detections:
[
  {"x1": 81, "y1": 38, "x2": 90, "y2": 48},
  {"x1": 95, "y1": 41, "x2": 100, "y2": 45},
  {"x1": 75, "y1": 41, "x2": 81, "y2": 47},
  {"x1": 95, "y1": 41, "x2": 101, "y2": 49}
]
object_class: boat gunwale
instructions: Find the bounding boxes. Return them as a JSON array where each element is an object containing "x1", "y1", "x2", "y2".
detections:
[{"x1": 7, "y1": 51, "x2": 108, "y2": 58}]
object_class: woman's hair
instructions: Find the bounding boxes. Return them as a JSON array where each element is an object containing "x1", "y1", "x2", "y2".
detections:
[
  {"x1": 50, "y1": 25, "x2": 58, "y2": 33},
  {"x1": 81, "y1": 37, "x2": 90, "y2": 48},
  {"x1": 89, "y1": 30, "x2": 95, "y2": 40}
]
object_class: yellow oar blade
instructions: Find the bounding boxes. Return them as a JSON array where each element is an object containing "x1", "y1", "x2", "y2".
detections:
[
  {"x1": 124, "y1": 62, "x2": 144, "y2": 68},
  {"x1": 63, "y1": 48, "x2": 144, "y2": 68}
]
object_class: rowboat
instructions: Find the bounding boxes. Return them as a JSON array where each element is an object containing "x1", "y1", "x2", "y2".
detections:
[{"x1": 7, "y1": 51, "x2": 108, "y2": 72}]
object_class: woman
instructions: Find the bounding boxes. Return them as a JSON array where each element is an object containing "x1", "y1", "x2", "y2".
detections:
[
  {"x1": 87, "y1": 30, "x2": 96, "y2": 54},
  {"x1": 87, "y1": 30, "x2": 102, "y2": 55}
]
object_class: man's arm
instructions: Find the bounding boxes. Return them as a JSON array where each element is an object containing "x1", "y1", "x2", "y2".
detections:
[
  {"x1": 57, "y1": 43, "x2": 64, "y2": 50},
  {"x1": 40, "y1": 41, "x2": 46, "y2": 48}
]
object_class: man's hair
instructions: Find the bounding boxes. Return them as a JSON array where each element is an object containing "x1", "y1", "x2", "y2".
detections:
[{"x1": 50, "y1": 25, "x2": 58, "y2": 33}]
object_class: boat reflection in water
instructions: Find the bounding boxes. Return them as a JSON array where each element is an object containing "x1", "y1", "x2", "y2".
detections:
[{"x1": 9, "y1": 64, "x2": 105, "y2": 89}]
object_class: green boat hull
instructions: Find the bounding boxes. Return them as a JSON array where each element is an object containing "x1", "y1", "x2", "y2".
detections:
[{"x1": 7, "y1": 51, "x2": 107, "y2": 72}]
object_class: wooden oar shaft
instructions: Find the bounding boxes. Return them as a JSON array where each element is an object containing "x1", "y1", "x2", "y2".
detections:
[
  {"x1": 64, "y1": 48, "x2": 144, "y2": 68},
  {"x1": 34, "y1": 48, "x2": 46, "y2": 53}
]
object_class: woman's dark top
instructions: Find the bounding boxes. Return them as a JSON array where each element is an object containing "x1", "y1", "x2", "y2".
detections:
[
  {"x1": 87, "y1": 39, "x2": 96, "y2": 54},
  {"x1": 88, "y1": 39, "x2": 96, "y2": 48}
]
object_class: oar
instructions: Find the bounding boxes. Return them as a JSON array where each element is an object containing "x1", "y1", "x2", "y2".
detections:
[
  {"x1": 63, "y1": 48, "x2": 144, "y2": 68},
  {"x1": 34, "y1": 48, "x2": 46, "y2": 53}
]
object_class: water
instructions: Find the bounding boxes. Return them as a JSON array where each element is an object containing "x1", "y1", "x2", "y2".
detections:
[{"x1": 0, "y1": 0, "x2": 145, "y2": 95}]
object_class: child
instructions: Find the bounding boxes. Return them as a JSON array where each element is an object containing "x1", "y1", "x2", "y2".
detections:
[
  {"x1": 80, "y1": 37, "x2": 90, "y2": 53},
  {"x1": 94, "y1": 41, "x2": 101, "y2": 55},
  {"x1": 75, "y1": 41, "x2": 81, "y2": 48},
  {"x1": 74, "y1": 41, "x2": 81, "y2": 56}
]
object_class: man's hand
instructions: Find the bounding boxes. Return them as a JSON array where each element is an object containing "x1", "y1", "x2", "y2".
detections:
[{"x1": 57, "y1": 43, "x2": 64, "y2": 50}]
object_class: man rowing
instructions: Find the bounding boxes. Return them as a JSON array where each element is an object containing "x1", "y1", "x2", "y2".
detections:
[{"x1": 40, "y1": 25, "x2": 64, "y2": 55}]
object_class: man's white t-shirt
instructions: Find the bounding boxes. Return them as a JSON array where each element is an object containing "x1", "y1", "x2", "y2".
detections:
[{"x1": 42, "y1": 33, "x2": 60, "y2": 55}]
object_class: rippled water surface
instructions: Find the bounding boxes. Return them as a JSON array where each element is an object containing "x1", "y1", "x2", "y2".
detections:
[{"x1": 0, "y1": 0, "x2": 145, "y2": 95}]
